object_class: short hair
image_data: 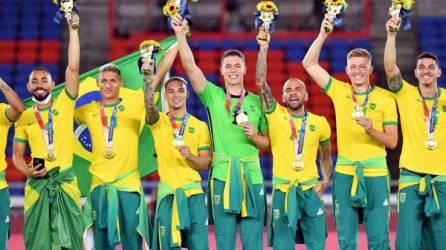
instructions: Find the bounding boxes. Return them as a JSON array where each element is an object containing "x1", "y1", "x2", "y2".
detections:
[
  {"x1": 98, "y1": 63, "x2": 121, "y2": 79},
  {"x1": 346, "y1": 48, "x2": 372, "y2": 65},
  {"x1": 164, "y1": 76, "x2": 188, "y2": 89},
  {"x1": 221, "y1": 49, "x2": 245, "y2": 65},
  {"x1": 416, "y1": 52, "x2": 440, "y2": 67},
  {"x1": 29, "y1": 66, "x2": 53, "y2": 83}
]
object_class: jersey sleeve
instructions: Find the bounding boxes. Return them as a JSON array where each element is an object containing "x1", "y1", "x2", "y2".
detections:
[
  {"x1": 197, "y1": 81, "x2": 220, "y2": 107},
  {"x1": 319, "y1": 117, "x2": 331, "y2": 146},
  {"x1": 14, "y1": 116, "x2": 28, "y2": 143},
  {"x1": 197, "y1": 121, "x2": 211, "y2": 152},
  {"x1": 0, "y1": 104, "x2": 12, "y2": 126},
  {"x1": 383, "y1": 94, "x2": 398, "y2": 126},
  {"x1": 323, "y1": 77, "x2": 348, "y2": 102}
]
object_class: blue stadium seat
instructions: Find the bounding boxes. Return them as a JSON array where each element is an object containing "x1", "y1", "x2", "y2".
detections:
[
  {"x1": 241, "y1": 39, "x2": 259, "y2": 50},
  {"x1": 351, "y1": 39, "x2": 371, "y2": 51},
  {"x1": 219, "y1": 39, "x2": 239, "y2": 50},
  {"x1": 269, "y1": 40, "x2": 282, "y2": 50},
  {"x1": 0, "y1": 28, "x2": 16, "y2": 39},
  {"x1": 285, "y1": 49, "x2": 306, "y2": 62},
  {"x1": 331, "y1": 61, "x2": 346, "y2": 72},
  {"x1": 41, "y1": 28, "x2": 61, "y2": 39},
  {"x1": 0, "y1": 65, "x2": 13, "y2": 75},
  {"x1": 205, "y1": 74, "x2": 219, "y2": 83},
  {"x1": 195, "y1": 39, "x2": 218, "y2": 51},
  {"x1": 283, "y1": 39, "x2": 308, "y2": 50}
]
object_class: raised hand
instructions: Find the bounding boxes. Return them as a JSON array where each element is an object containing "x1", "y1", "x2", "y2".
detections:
[
  {"x1": 171, "y1": 13, "x2": 188, "y2": 35},
  {"x1": 386, "y1": 16, "x2": 401, "y2": 34},
  {"x1": 256, "y1": 27, "x2": 270, "y2": 49}
]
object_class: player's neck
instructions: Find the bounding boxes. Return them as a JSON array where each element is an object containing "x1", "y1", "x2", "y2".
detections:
[
  {"x1": 226, "y1": 84, "x2": 244, "y2": 96},
  {"x1": 101, "y1": 97, "x2": 120, "y2": 106},
  {"x1": 35, "y1": 101, "x2": 52, "y2": 110},
  {"x1": 170, "y1": 107, "x2": 187, "y2": 119},
  {"x1": 352, "y1": 83, "x2": 370, "y2": 94},
  {"x1": 419, "y1": 83, "x2": 438, "y2": 98},
  {"x1": 287, "y1": 106, "x2": 305, "y2": 116}
]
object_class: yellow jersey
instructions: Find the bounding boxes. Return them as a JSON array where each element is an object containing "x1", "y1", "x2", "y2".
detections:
[
  {"x1": 393, "y1": 80, "x2": 446, "y2": 175},
  {"x1": 0, "y1": 103, "x2": 13, "y2": 189}
]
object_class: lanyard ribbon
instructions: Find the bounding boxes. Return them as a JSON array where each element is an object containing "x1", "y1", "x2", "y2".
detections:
[
  {"x1": 34, "y1": 105, "x2": 54, "y2": 150},
  {"x1": 289, "y1": 112, "x2": 307, "y2": 158},
  {"x1": 226, "y1": 89, "x2": 246, "y2": 113},
  {"x1": 419, "y1": 89, "x2": 438, "y2": 139},
  {"x1": 351, "y1": 85, "x2": 370, "y2": 111},
  {"x1": 168, "y1": 113, "x2": 190, "y2": 139},
  {"x1": 100, "y1": 104, "x2": 118, "y2": 147}
]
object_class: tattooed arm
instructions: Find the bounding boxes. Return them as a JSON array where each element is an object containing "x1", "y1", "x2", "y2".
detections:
[
  {"x1": 144, "y1": 76, "x2": 159, "y2": 125},
  {"x1": 0, "y1": 78, "x2": 24, "y2": 121},
  {"x1": 255, "y1": 28, "x2": 276, "y2": 112},
  {"x1": 384, "y1": 17, "x2": 403, "y2": 92}
]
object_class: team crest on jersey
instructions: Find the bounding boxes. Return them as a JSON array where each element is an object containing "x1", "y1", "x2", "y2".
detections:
[
  {"x1": 213, "y1": 195, "x2": 221, "y2": 205},
  {"x1": 442, "y1": 106, "x2": 446, "y2": 112},
  {"x1": 118, "y1": 104, "x2": 125, "y2": 112},
  {"x1": 310, "y1": 124, "x2": 316, "y2": 131},
  {"x1": 369, "y1": 103, "x2": 376, "y2": 110},
  {"x1": 188, "y1": 127, "x2": 195, "y2": 133},
  {"x1": 249, "y1": 105, "x2": 256, "y2": 112},
  {"x1": 51, "y1": 109, "x2": 59, "y2": 116},
  {"x1": 399, "y1": 192, "x2": 406, "y2": 204},
  {"x1": 273, "y1": 209, "x2": 280, "y2": 220}
]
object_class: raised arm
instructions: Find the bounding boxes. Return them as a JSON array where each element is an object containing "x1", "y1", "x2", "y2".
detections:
[
  {"x1": 384, "y1": 17, "x2": 403, "y2": 92},
  {"x1": 302, "y1": 16, "x2": 332, "y2": 89},
  {"x1": 150, "y1": 44, "x2": 179, "y2": 90},
  {"x1": 255, "y1": 28, "x2": 275, "y2": 112},
  {"x1": 171, "y1": 13, "x2": 207, "y2": 94},
  {"x1": 144, "y1": 76, "x2": 159, "y2": 125},
  {"x1": 0, "y1": 78, "x2": 24, "y2": 121},
  {"x1": 314, "y1": 142, "x2": 332, "y2": 197},
  {"x1": 64, "y1": 13, "x2": 80, "y2": 98}
]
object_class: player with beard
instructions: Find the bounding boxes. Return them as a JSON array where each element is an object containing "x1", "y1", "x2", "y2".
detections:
[
  {"x1": 303, "y1": 15, "x2": 398, "y2": 250},
  {"x1": 172, "y1": 13, "x2": 269, "y2": 250},
  {"x1": 0, "y1": 77, "x2": 24, "y2": 249},
  {"x1": 255, "y1": 28, "x2": 332, "y2": 250},
  {"x1": 385, "y1": 17, "x2": 446, "y2": 250},
  {"x1": 13, "y1": 14, "x2": 83, "y2": 250}
]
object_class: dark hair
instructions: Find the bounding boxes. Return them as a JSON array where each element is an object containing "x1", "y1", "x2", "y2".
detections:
[
  {"x1": 221, "y1": 49, "x2": 245, "y2": 64},
  {"x1": 164, "y1": 76, "x2": 188, "y2": 89},
  {"x1": 98, "y1": 63, "x2": 121, "y2": 79},
  {"x1": 29, "y1": 67, "x2": 52, "y2": 82},
  {"x1": 416, "y1": 52, "x2": 440, "y2": 67}
]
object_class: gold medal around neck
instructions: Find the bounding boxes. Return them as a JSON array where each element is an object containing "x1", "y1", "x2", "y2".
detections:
[
  {"x1": 292, "y1": 157, "x2": 305, "y2": 171},
  {"x1": 173, "y1": 137, "x2": 185, "y2": 148},
  {"x1": 45, "y1": 148, "x2": 57, "y2": 162},
  {"x1": 352, "y1": 110, "x2": 364, "y2": 120},
  {"x1": 103, "y1": 145, "x2": 115, "y2": 159},
  {"x1": 425, "y1": 138, "x2": 438, "y2": 150},
  {"x1": 236, "y1": 112, "x2": 249, "y2": 125}
]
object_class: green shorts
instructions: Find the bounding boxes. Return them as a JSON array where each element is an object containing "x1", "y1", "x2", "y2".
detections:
[
  {"x1": 210, "y1": 179, "x2": 265, "y2": 250},
  {"x1": 396, "y1": 180, "x2": 446, "y2": 250},
  {"x1": 155, "y1": 193, "x2": 208, "y2": 250},
  {"x1": 268, "y1": 188, "x2": 326, "y2": 250},
  {"x1": 332, "y1": 172, "x2": 390, "y2": 250},
  {"x1": 91, "y1": 188, "x2": 142, "y2": 250},
  {"x1": 0, "y1": 188, "x2": 9, "y2": 250}
]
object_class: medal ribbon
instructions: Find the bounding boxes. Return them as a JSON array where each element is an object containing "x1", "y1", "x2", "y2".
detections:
[
  {"x1": 169, "y1": 113, "x2": 190, "y2": 139},
  {"x1": 351, "y1": 85, "x2": 370, "y2": 112},
  {"x1": 34, "y1": 105, "x2": 53, "y2": 150},
  {"x1": 226, "y1": 89, "x2": 246, "y2": 113},
  {"x1": 100, "y1": 104, "x2": 118, "y2": 147},
  {"x1": 419, "y1": 89, "x2": 438, "y2": 139},
  {"x1": 289, "y1": 112, "x2": 307, "y2": 159}
]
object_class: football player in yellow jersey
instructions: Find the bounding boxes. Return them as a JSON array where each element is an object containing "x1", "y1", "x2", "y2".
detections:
[
  {"x1": 385, "y1": 17, "x2": 446, "y2": 250},
  {"x1": 0, "y1": 77, "x2": 24, "y2": 250},
  {"x1": 145, "y1": 72, "x2": 211, "y2": 249},
  {"x1": 256, "y1": 28, "x2": 332, "y2": 250},
  {"x1": 12, "y1": 14, "x2": 83, "y2": 250},
  {"x1": 303, "y1": 15, "x2": 398, "y2": 250},
  {"x1": 76, "y1": 43, "x2": 178, "y2": 249}
]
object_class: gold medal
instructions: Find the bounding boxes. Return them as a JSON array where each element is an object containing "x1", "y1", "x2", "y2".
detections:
[
  {"x1": 173, "y1": 138, "x2": 185, "y2": 148},
  {"x1": 103, "y1": 145, "x2": 115, "y2": 159},
  {"x1": 352, "y1": 110, "x2": 364, "y2": 120},
  {"x1": 291, "y1": 158, "x2": 305, "y2": 171},
  {"x1": 425, "y1": 138, "x2": 438, "y2": 150},
  {"x1": 45, "y1": 148, "x2": 57, "y2": 162},
  {"x1": 236, "y1": 112, "x2": 249, "y2": 125}
]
